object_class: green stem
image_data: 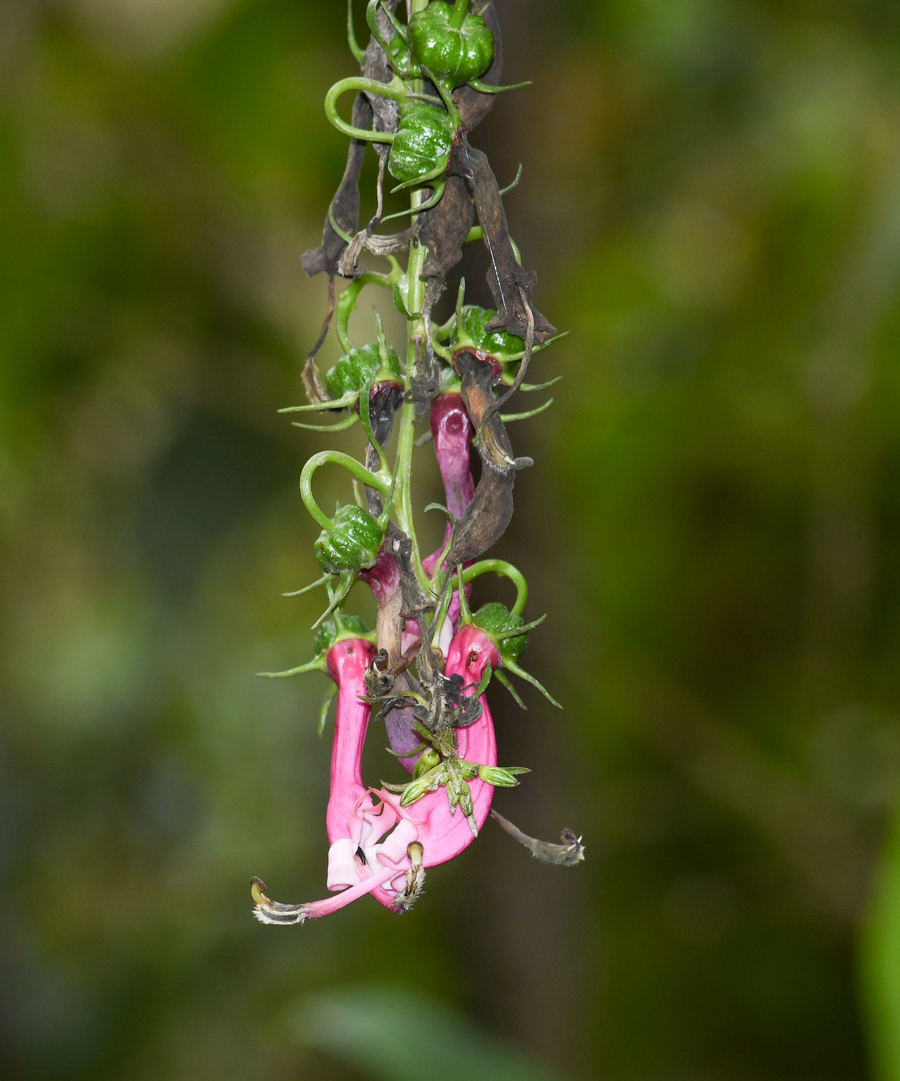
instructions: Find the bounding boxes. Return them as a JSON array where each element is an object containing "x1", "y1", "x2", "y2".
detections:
[
  {"x1": 324, "y1": 76, "x2": 406, "y2": 143},
  {"x1": 455, "y1": 559, "x2": 529, "y2": 616},
  {"x1": 300, "y1": 450, "x2": 391, "y2": 531},
  {"x1": 393, "y1": 226, "x2": 430, "y2": 595},
  {"x1": 391, "y1": 5, "x2": 431, "y2": 596},
  {"x1": 337, "y1": 272, "x2": 394, "y2": 354},
  {"x1": 451, "y1": 0, "x2": 469, "y2": 29}
]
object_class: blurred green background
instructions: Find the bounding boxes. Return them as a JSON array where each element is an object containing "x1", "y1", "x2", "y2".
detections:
[{"x1": 3, "y1": 0, "x2": 900, "y2": 1078}]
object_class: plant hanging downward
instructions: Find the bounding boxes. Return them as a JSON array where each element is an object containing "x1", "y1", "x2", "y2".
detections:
[{"x1": 253, "y1": 0, "x2": 582, "y2": 926}]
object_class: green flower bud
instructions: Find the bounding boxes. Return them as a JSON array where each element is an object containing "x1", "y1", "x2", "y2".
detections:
[
  {"x1": 399, "y1": 772, "x2": 439, "y2": 807},
  {"x1": 315, "y1": 505, "x2": 384, "y2": 576},
  {"x1": 408, "y1": 1, "x2": 494, "y2": 88},
  {"x1": 473, "y1": 602, "x2": 528, "y2": 662},
  {"x1": 452, "y1": 305, "x2": 525, "y2": 366},
  {"x1": 477, "y1": 765, "x2": 530, "y2": 787},
  {"x1": 413, "y1": 747, "x2": 441, "y2": 779},
  {"x1": 325, "y1": 343, "x2": 402, "y2": 400},
  {"x1": 388, "y1": 101, "x2": 455, "y2": 186}
]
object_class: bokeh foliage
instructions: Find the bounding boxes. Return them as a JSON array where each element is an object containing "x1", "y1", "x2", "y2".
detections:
[{"x1": 2, "y1": 1, "x2": 900, "y2": 1079}]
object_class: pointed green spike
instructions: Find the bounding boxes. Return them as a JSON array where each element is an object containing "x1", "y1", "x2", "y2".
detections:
[
  {"x1": 497, "y1": 614, "x2": 546, "y2": 638},
  {"x1": 347, "y1": 0, "x2": 364, "y2": 62},
  {"x1": 257, "y1": 656, "x2": 326, "y2": 678},
  {"x1": 501, "y1": 398, "x2": 553, "y2": 424},
  {"x1": 499, "y1": 163, "x2": 523, "y2": 197},
  {"x1": 495, "y1": 669, "x2": 527, "y2": 710},
  {"x1": 468, "y1": 78, "x2": 532, "y2": 94},
  {"x1": 380, "y1": 0, "x2": 407, "y2": 41},
  {"x1": 424, "y1": 502, "x2": 455, "y2": 522},
  {"x1": 311, "y1": 575, "x2": 355, "y2": 630},
  {"x1": 503, "y1": 658, "x2": 563, "y2": 709},
  {"x1": 473, "y1": 661, "x2": 492, "y2": 697},
  {"x1": 455, "y1": 564, "x2": 473, "y2": 625},
  {"x1": 519, "y1": 376, "x2": 563, "y2": 392},
  {"x1": 385, "y1": 742, "x2": 429, "y2": 759},
  {"x1": 282, "y1": 572, "x2": 332, "y2": 598},
  {"x1": 279, "y1": 391, "x2": 359, "y2": 413},
  {"x1": 291, "y1": 414, "x2": 360, "y2": 433},
  {"x1": 327, "y1": 202, "x2": 355, "y2": 243}
]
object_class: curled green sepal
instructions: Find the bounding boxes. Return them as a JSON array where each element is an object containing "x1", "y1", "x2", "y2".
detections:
[
  {"x1": 454, "y1": 559, "x2": 529, "y2": 618},
  {"x1": 300, "y1": 450, "x2": 391, "y2": 533},
  {"x1": 324, "y1": 75, "x2": 405, "y2": 144}
]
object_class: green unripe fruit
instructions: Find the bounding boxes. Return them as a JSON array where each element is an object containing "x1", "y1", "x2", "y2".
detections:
[
  {"x1": 388, "y1": 101, "x2": 455, "y2": 186},
  {"x1": 314, "y1": 614, "x2": 371, "y2": 657},
  {"x1": 473, "y1": 601, "x2": 528, "y2": 662},
  {"x1": 408, "y1": 1, "x2": 494, "y2": 87},
  {"x1": 315, "y1": 505, "x2": 384, "y2": 576},
  {"x1": 452, "y1": 305, "x2": 525, "y2": 364},
  {"x1": 325, "y1": 343, "x2": 401, "y2": 400}
]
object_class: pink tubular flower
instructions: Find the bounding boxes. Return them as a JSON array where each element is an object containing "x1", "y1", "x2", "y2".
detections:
[
  {"x1": 419, "y1": 393, "x2": 477, "y2": 655},
  {"x1": 252, "y1": 627, "x2": 499, "y2": 925}
]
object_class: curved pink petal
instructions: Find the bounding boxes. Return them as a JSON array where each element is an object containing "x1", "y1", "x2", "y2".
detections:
[{"x1": 325, "y1": 638, "x2": 376, "y2": 844}]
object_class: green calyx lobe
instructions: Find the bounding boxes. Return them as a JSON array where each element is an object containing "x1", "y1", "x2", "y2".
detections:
[
  {"x1": 314, "y1": 614, "x2": 372, "y2": 656},
  {"x1": 408, "y1": 1, "x2": 494, "y2": 87},
  {"x1": 473, "y1": 602, "x2": 528, "y2": 662},
  {"x1": 326, "y1": 343, "x2": 402, "y2": 400},
  {"x1": 452, "y1": 306, "x2": 525, "y2": 364},
  {"x1": 315, "y1": 505, "x2": 384, "y2": 575},
  {"x1": 388, "y1": 101, "x2": 455, "y2": 185}
]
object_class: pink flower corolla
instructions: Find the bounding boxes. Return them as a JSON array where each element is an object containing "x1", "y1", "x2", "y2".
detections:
[
  {"x1": 397, "y1": 393, "x2": 476, "y2": 662},
  {"x1": 252, "y1": 628, "x2": 499, "y2": 925}
]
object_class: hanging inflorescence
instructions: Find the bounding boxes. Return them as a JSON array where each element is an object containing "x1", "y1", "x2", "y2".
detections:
[{"x1": 251, "y1": 0, "x2": 583, "y2": 926}]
